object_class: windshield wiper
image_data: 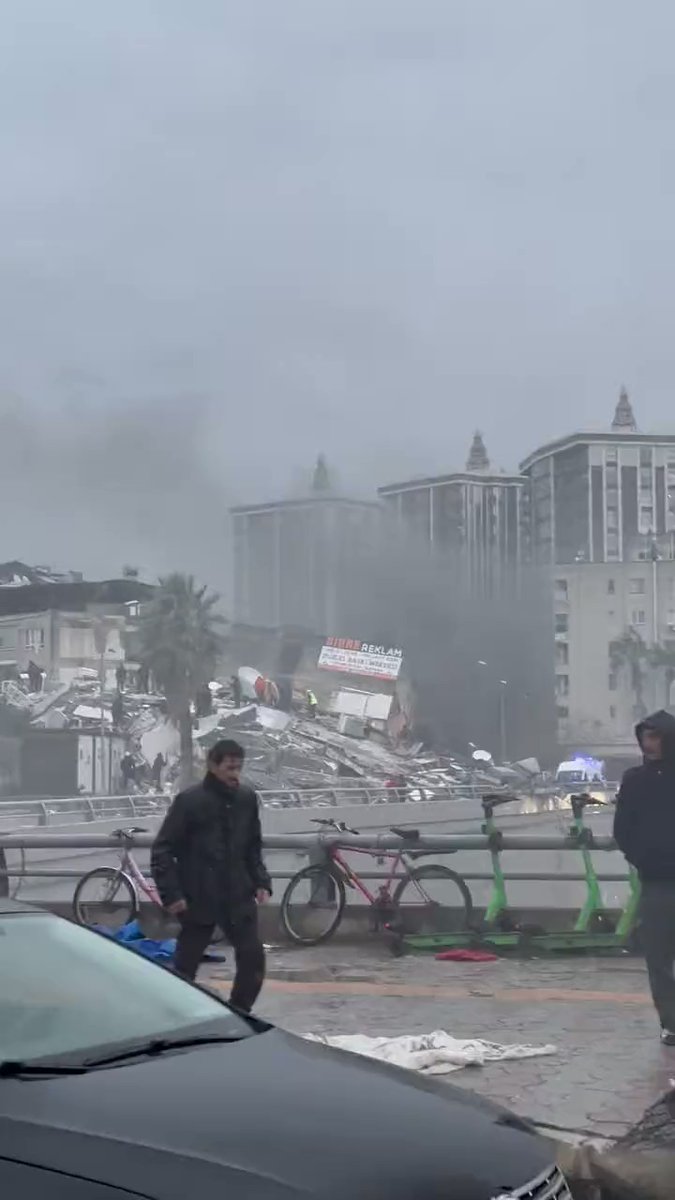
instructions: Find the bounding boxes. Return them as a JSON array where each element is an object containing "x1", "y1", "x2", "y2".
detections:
[
  {"x1": 0, "y1": 1060, "x2": 88, "y2": 1078},
  {"x1": 84, "y1": 1033, "x2": 247, "y2": 1067}
]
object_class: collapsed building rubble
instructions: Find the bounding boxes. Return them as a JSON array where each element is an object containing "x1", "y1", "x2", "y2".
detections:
[{"x1": 0, "y1": 661, "x2": 548, "y2": 802}]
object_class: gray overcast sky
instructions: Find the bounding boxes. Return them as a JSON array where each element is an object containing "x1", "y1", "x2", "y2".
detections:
[{"x1": 2, "y1": 0, "x2": 675, "y2": 584}]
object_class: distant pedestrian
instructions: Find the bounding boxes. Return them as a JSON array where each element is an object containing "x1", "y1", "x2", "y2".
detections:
[
  {"x1": 151, "y1": 739, "x2": 271, "y2": 1010},
  {"x1": 116, "y1": 664, "x2": 126, "y2": 692},
  {"x1": 27, "y1": 660, "x2": 43, "y2": 693},
  {"x1": 306, "y1": 689, "x2": 318, "y2": 720},
  {"x1": 112, "y1": 691, "x2": 124, "y2": 728},
  {"x1": 120, "y1": 751, "x2": 136, "y2": 790},
  {"x1": 231, "y1": 673, "x2": 242, "y2": 708},
  {"x1": 614, "y1": 710, "x2": 675, "y2": 1044},
  {"x1": 151, "y1": 752, "x2": 165, "y2": 789}
]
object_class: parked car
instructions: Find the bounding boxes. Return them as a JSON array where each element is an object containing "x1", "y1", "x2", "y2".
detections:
[{"x1": 0, "y1": 899, "x2": 570, "y2": 1199}]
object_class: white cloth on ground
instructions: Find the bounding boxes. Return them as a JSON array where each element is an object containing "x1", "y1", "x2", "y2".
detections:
[{"x1": 305, "y1": 1030, "x2": 557, "y2": 1076}]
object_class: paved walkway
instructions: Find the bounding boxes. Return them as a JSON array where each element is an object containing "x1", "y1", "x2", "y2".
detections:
[{"x1": 203, "y1": 944, "x2": 674, "y2": 1142}]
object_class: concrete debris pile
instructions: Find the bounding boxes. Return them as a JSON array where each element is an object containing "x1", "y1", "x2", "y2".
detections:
[
  {"x1": 191, "y1": 684, "x2": 524, "y2": 803},
  {"x1": 1, "y1": 668, "x2": 542, "y2": 803}
]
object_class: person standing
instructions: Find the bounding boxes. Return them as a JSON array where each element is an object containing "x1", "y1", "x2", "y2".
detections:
[
  {"x1": 151, "y1": 738, "x2": 271, "y2": 1011},
  {"x1": 151, "y1": 751, "x2": 165, "y2": 789},
  {"x1": 306, "y1": 689, "x2": 318, "y2": 720},
  {"x1": 614, "y1": 710, "x2": 675, "y2": 1044}
]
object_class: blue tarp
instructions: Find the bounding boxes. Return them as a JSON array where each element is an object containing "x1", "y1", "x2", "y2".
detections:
[{"x1": 92, "y1": 921, "x2": 225, "y2": 965}]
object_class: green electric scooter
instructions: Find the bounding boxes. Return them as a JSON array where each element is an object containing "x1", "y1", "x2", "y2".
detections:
[
  {"x1": 398, "y1": 792, "x2": 640, "y2": 956},
  {"x1": 397, "y1": 793, "x2": 524, "y2": 955},
  {"x1": 521, "y1": 793, "x2": 641, "y2": 954}
]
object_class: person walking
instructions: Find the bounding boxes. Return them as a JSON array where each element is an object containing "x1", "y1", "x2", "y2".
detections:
[
  {"x1": 306, "y1": 689, "x2": 318, "y2": 720},
  {"x1": 151, "y1": 738, "x2": 271, "y2": 1011},
  {"x1": 614, "y1": 710, "x2": 675, "y2": 1044}
]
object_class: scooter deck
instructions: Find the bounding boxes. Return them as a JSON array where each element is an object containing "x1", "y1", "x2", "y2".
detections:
[{"x1": 400, "y1": 930, "x2": 522, "y2": 953}]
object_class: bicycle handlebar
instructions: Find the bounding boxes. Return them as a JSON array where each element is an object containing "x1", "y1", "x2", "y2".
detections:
[{"x1": 310, "y1": 817, "x2": 360, "y2": 835}]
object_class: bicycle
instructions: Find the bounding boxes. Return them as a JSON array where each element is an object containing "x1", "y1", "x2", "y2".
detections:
[
  {"x1": 72, "y1": 826, "x2": 161, "y2": 928},
  {"x1": 72, "y1": 827, "x2": 228, "y2": 943},
  {"x1": 280, "y1": 817, "x2": 473, "y2": 946}
]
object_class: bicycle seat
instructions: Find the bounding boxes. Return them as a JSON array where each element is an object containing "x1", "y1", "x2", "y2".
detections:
[{"x1": 390, "y1": 826, "x2": 421, "y2": 841}]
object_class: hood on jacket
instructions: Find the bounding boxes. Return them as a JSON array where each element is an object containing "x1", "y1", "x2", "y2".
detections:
[{"x1": 635, "y1": 709, "x2": 675, "y2": 759}]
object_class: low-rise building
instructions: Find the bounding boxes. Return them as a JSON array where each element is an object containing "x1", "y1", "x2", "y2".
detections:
[{"x1": 0, "y1": 571, "x2": 154, "y2": 688}]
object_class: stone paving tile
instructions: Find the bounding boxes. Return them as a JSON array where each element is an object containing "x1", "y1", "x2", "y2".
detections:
[{"x1": 203, "y1": 943, "x2": 675, "y2": 1139}]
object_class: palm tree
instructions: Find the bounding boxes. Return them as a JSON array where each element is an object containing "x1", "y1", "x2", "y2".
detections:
[
  {"x1": 610, "y1": 628, "x2": 650, "y2": 717},
  {"x1": 649, "y1": 642, "x2": 675, "y2": 707},
  {"x1": 139, "y1": 574, "x2": 226, "y2": 786}
]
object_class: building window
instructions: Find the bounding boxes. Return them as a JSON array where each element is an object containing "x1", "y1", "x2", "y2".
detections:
[
  {"x1": 556, "y1": 642, "x2": 569, "y2": 667},
  {"x1": 607, "y1": 579, "x2": 615, "y2": 594},
  {"x1": 23, "y1": 627, "x2": 45, "y2": 650},
  {"x1": 630, "y1": 578, "x2": 646, "y2": 594},
  {"x1": 606, "y1": 506, "x2": 618, "y2": 531},
  {"x1": 554, "y1": 612, "x2": 569, "y2": 635},
  {"x1": 609, "y1": 705, "x2": 616, "y2": 719},
  {"x1": 555, "y1": 674, "x2": 569, "y2": 698},
  {"x1": 554, "y1": 578, "x2": 568, "y2": 601},
  {"x1": 640, "y1": 505, "x2": 654, "y2": 531},
  {"x1": 631, "y1": 609, "x2": 646, "y2": 627},
  {"x1": 606, "y1": 532, "x2": 620, "y2": 556},
  {"x1": 606, "y1": 448, "x2": 618, "y2": 464},
  {"x1": 640, "y1": 447, "x2": 653, "y2": 468},
  {"x1": 640, "y1": 466, "x2": 653, "y2": 490},
  {"x1": 608, "y1": 672, "x2": 617, "y2": 691}
]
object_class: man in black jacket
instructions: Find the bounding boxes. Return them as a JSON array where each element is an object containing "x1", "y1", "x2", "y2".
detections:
[
  {"x1": 614, "y1": 709, "x2": 675, "y2": 1043},
  {"x1": 151, "y1": 739, "x2": 271, "y2": 1011}
]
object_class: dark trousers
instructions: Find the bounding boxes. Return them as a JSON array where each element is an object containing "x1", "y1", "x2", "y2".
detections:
[
  {"x1": 174, "y1": 913, "x2": 265, "y2": 1012},
  {"x1": 640, "y1": 881, "x2": 675, "y2": 1030}
]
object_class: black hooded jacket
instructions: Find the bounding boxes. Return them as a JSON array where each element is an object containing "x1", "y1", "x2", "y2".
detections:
[
  {"x1": 151, "y1": 773, "x2": 272, "y2": 923},
  {"x1": 613, "y1": 709, "x2": 675, "y2": 881}
]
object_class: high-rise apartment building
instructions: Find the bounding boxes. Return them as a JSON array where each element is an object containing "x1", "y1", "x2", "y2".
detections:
[
  {"x1": 230, "y1": 459, "x2": 381, "y2": 634},
  {"x1": 378, "y1": 433, "x2": 525, "y2": 595},
  {"x1": 521, "y1": 392, "x2": 675, "y2": 754},
  {"x1": 521, "y1": 389, "x2": 675, "y2": 566}
]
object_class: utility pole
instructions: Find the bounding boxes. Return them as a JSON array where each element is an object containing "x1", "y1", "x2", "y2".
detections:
[{"x1": 93, "y1": 618, "x2": 113, "y2": 794}]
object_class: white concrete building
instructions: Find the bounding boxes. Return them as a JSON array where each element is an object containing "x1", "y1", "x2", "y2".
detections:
[{"x1": 521, "y1": 391, "x2": 675, "y2": 752}]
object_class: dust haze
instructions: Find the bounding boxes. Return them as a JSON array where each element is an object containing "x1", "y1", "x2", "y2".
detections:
[{"x1": 1, "y1": 1, "x2": 673, "y2": 736}]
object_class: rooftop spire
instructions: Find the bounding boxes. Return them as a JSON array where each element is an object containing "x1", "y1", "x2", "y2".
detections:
[
  {"x1": 312, "y1": 453, "x2": 331, "y2": 492},
  {"x1": 466, "y1": 430, "x2": 490, "y2": 472},
  {"x1": 611, "y1": 386, "x2": 637, "y2": 432}
]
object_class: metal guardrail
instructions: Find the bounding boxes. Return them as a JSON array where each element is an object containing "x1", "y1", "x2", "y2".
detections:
[
  {"x1": 0, "y1": 829, "x2": 620, "y2": 853},
  {"x1": 0, "y1": 828, "x2": 631, "y2": 900}
]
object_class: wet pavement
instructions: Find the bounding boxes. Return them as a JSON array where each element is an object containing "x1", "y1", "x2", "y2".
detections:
[{"x1": 203, "y1": 944, "x2": 674, "y2": 1143}]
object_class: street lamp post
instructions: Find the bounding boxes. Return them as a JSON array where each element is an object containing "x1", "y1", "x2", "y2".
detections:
[
  {"x1": 477, "y1": 661, "x2": 508, "y2": 763},
  {"x1": 499, "y1": 680, "x2": 508, "y2": 764}
]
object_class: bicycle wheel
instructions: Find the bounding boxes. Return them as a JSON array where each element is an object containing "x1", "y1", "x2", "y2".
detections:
[
  {"x1": 280, "y1": 865, "x2": 346, "y2": 945},
  {"x1": 73, "y1": 867, "x2": 138, "y2": 930},
  {"x1": 393, "y1": 864, "x2": 473, "y2": 935}
]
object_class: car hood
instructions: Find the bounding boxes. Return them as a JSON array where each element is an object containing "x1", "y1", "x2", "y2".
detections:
[{"x1": 0, "y1": 1027, "x2": 554, "y2": 1199}]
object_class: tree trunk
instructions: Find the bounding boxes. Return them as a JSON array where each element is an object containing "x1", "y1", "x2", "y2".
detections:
[{"x1": 179, "y1": 709, "x2": 194, "y2": 788}]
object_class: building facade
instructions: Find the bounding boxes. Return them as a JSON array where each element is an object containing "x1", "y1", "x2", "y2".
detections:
[
  {"x1": 231, "y1": 492, "x2": 381, "y2": 634},
  {"x1": 521, "y1": 392, "x2": 675, "y2": 752},
  {"x1": 377, "y1": 433, "x2": 525, "y2": 595},
  {"x1": 0, "y1": 574, "x2": 154, "y2": 689}
]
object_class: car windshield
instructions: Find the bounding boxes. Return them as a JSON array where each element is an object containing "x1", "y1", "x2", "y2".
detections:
[{"x1": 0, "y1": 913, "x2": 251, "y2": 1065}]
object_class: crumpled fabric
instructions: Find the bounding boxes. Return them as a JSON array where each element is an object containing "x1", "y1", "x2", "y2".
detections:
[
  {"x1": 306, "y1": 1031, "x2": 557, "y2": 1075},
  {"x1": 91, "y1": 921, "x2": 225, "y2": 964}
]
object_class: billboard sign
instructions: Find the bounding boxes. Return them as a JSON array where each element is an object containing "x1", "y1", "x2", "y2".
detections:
[{"x1": 317, "y1": 636, "x2": 403, "y2": 681}]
